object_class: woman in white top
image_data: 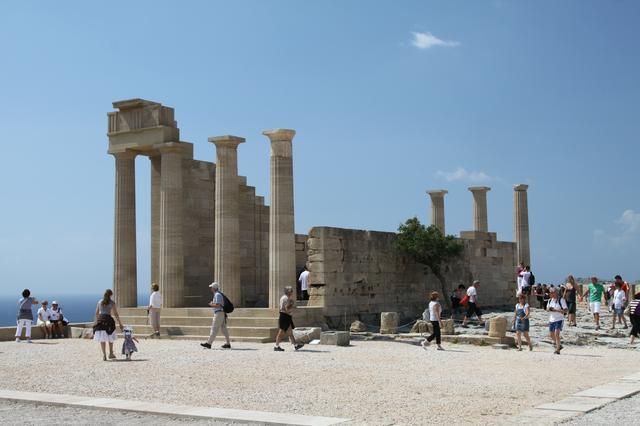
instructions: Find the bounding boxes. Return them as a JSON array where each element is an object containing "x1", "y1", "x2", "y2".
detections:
[
  {"x1": 421, "y1": 291, "x2": 444, "y2": 351},
  {"x1": 512, "y1": 294, "x2": 532, "y2": 351},
  {"x1": 611, "y1": 282, "x2": 628, "y2": 330},
  {"x1": 546, "y1": 287, "x2": 567, "y2": 355},
  {"x1": 148, "y1": 283, "x2": 163, "y2": 337}
]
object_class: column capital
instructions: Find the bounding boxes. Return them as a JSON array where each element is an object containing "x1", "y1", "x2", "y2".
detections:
[
  {"x1": 468, "y1": 186, "x2": 491, "y2": 193},
  {"x1": 514, "y1": 184, "x2": 529, "y2": 191},
  {"x1": 108, "y1": 149, "x2": 138, "y2": 159},
  {"x1": 427, "y1": 189, "x2": 448, "y2": 198},
  {"x1": 155, "y1": 142, "x2": 189, "y2": 155},
  {"x1": 262, "y1": 128, "x2": 296, "y2": 142},
  {"x1": 208, "y1": 135, "x2": 246, "y2": 148}
]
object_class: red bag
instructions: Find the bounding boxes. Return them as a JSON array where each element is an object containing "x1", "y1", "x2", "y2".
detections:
[{"x1": 460, "y1": 294, "x2": 470, "y2": 307}]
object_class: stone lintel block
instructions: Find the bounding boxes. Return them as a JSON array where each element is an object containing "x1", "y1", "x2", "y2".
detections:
[
  {"x1": 320, "y1": 331, "x2": 350, "y2": 346},
  {"x1": 459, "y1": 231, "x2": 497, "y2": 241}
]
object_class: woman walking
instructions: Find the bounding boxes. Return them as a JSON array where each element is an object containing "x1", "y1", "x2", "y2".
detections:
[
  {"x1": 16, "y1": 289, "x2": 39, "y2": 343},
  {"x1": 93, "y1": 289, "x2": 124, "y2": 361},
  {"x1": 148, "y1": 283, "x2": 162, "y2": 338},
  {"x1": 546, "y1": 287, "x2": 567, "y2": 354},
  {"x1": 422, "y1": 292, "x2": 444, "y2": 351},
  {"x1": 513, "y1": 294, "x2": 533, "y2": 351},
  {"x1": 627, "y1": 292, "x2": 640, "y2": 345}
]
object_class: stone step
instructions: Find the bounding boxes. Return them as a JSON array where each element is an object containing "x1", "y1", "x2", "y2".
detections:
[
  {"x1": 119, "y1": 307, "x2": 278, "y2": 318},
  {"x1": 120, "y1": 316, "x2": 278, "y2": 327},
  {"x1": 122, "y1": 324, "x2": 279, "y2": 339},
  {"x1": 119, "y1": 334, "x2": 275, "y2": 343}
]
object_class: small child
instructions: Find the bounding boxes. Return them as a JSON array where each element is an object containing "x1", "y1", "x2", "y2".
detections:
[{"x1": 121, "y1": 326, "x2": 139, "y2": 360}]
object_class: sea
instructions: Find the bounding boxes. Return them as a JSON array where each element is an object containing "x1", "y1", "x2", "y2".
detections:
[{"x1": 0, "y1": 294, "x2": 148, "y2": 327}]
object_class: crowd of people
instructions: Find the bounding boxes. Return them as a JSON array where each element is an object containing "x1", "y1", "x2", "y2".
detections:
[
  {"x1": 435, "y1": 264, "x2": 640, "y2": 354},
  {"x1": 15, "y1": 290, "x2": 69, "y2": 342}
]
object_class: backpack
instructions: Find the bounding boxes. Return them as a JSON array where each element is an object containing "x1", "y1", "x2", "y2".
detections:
[
  {"x1": 459, "y1": 293, "x2": 470, "y2": 307},
  {"x1": 220, "y1": 292, "x2": 234, "y2": 314},
  {"x1": 528, "y1": 273, "x2": 535, "y2": 286}
]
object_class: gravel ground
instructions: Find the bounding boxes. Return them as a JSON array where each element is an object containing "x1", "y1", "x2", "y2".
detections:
[
  {"x1": 562, "y1": 392, "x2": 640, "y2": 425},
  {"x1": 0, "y1": 399, "x2": 233, "y2": 425},
  {"x1": 0, "y1": 338, "x2": 638, "y2": 425}
]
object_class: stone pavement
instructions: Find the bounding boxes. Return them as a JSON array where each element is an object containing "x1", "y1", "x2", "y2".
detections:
[
  {"x1": 0, "y1": 389, "x2": 348, "y2": 426},
  {"x1": 510, "y1": 372, "x2": 640, "y2": 424}
]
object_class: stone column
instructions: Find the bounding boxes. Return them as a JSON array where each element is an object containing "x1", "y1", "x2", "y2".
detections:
[
  {"x1": 150, "y1": 154, "x2": 161, "y2": 285},
  {"x1": 208, "y1": 135, "x2": 245, "y2": 305},
  {"x1": 468, "y1": 186, "x2": 491, "y2": 232},
  {"x1": 112, "y1": 150, "x2": 138, "y2": 308},
  {"x1": 263, "y1": 129, "x2": 296, "y2": 308},
  {"x1": 513, "y1": 184, "x2": 531, "y2": 266},
  {"x1": 426, "y1": 190, "x2": 448, "y2": 234},
  {"x1": 158, "y1": 143, "x2": 185, "y2": 308}
]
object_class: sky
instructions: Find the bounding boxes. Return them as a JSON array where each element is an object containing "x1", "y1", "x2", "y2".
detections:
[{"x1": 1, "y1": 0, "x2": 639, "y2": 298}]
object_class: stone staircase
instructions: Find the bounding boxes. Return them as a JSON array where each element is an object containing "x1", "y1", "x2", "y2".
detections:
[{"x1": 118, "y1": 307, "x2": 280, "y2": 343}]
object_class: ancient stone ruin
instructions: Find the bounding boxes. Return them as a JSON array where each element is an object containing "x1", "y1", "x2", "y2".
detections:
[{"x1": 107, "y1": 99, "x2": 531, "y2": 334}]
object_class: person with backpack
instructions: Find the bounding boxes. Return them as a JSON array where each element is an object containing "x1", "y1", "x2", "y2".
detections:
[
  {"x1": 519, "y1": 266, "x2": 534, "y2": 306},
  {"x1": 546, "y1": 287, "x2": 568, "y2": 354},
  {"x1": 200, "y1": 282, "x2": 231, "y2": 350}
]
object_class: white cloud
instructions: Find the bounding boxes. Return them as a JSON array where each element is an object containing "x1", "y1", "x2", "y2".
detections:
[
  {"x1": 435, "y1": 167, "x2": 493, "y2": 183},
  {"x1": 411, "y1": 32, "x2": 460, "y2": 49},
  {"x1": 593, "y1": 209, "x2": 640, "y2": 246}
]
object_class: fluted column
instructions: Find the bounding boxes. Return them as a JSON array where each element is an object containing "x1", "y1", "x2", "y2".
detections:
[
  {"x1": 469, "y1": 186, "x2": 491, "y2": 232},
  {"x1": 158, "y1": 143, "x2": 185, "y2": 308},
  {"x1": 427, "y1": 190, "x2": 448, "y2": 234},
  {"x1": 263, "y1": 129, "x2": 296, "y2": 308},
  {"x1": 208, "y1": 135, "x2": 245, "y2": 305},
  {"x1": 513, "y1": 184, "x2": 531, "y2": 266},
  {"x1": 112, "y1": 150, "x2": 138, "y2": 307},
  {"x1": 150, "y1": 154, "x2": 161, "y2": 285}
]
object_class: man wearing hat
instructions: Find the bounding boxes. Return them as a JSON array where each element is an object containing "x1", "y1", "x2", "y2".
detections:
[
  {"x1": 461, "y1": 280, "x2": 484, "y2": 328},
  {"x1": 200, "y1": 282, "x2": 231, "y2": 349}
]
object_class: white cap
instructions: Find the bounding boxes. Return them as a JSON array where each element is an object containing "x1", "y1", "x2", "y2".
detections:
[
  {"x1": 52, "y1": 301, "x2": 58, "y2": 305},
  {"x1": 209, "y1": 282, "x2": 219, "y2": 290}
]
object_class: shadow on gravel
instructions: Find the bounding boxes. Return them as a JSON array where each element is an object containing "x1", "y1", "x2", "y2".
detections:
[
  {"x1": 30, "y1": 342, "x2": 59, "y2": 345},
  {"x1": 296, "y1": 349, "x2": 331, "y2": 353},
  {"x1": 111, "y1": 358, "x2": 150, "y2": 362}
]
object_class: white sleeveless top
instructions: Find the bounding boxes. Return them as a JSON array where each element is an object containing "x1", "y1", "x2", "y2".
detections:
[{"x1": 428, "y1": 301, "x2": 440, "y2": 321}]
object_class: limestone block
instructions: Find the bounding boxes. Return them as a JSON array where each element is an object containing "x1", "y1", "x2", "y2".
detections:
[
  {"x1": 489, "y1": 317, "x2": 508, "y2": 338},
  {"x1": 350, "y1": 320, "x2": 366, "y2": 332},
  {"x1": 70, "y1": 327, "x2": 85, "y2": 339},
  {"x1": 441, "y1": 319, "x2": 455, "y2": 335},
  {"x1": 410, "y1": 320, "x2": 432, "y2": 334},
  {"x1": 320, "y1": 331, "x2": 350, "y2": 346},
  {"x1": 82, "y1": 329, "x2": 94, "y2": 339},
  {"x1": 293, "y1": 327, "x2": 322, "y2": 343},
  {"x1": 380, "y1": 312, "x2": 399, "y2": 334}
]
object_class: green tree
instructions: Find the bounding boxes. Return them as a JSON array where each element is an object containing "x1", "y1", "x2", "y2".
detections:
[{"x1": 394, "y1": 217, "x2": 464, "y2": 306}]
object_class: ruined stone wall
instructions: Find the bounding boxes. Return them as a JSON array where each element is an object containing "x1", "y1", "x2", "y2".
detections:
[
  {"x1": 178, "y1": 160, "x2": 270, "y2": 307},
  {"x1": 306, "y1": 226, "x2": 517, "y2": 328}
]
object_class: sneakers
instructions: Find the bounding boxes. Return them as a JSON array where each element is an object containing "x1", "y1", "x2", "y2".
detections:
[
  {"x1": 294, "y1": 344, "x2": 304, "y2": 351},
  {"x1": 200, "y1": 343, "x2": 212, "y2": 349},
  {"x1": 421, "y1": 339, "x2": 430, "y2": 350},
  {"x1": 436, "y1": 345, "x2": 444, "y2": 351},
  {"x1": 274, "y1": 346, "x2": 285, "y2": 352},
  {"x1": 27, "y1": 339, "x2": 33, "y2": 343},
  {"x1": 221, "y1": 343, "x2": 231, "y2": 349},
  {"x1": 15, "y1": 338, "x2": 20, "y2": 343}
]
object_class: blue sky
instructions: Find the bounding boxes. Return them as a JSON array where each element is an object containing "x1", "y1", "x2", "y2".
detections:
[{"x1": 1, "y1": 0, "x2": 639, "y2": 297}]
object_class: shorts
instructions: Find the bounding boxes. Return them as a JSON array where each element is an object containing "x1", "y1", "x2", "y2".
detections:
[
  {"x1": 521, "y1": 286, "x2": 532, "y2": 295},
  {"x1": 278, "y1": 312, "x2": 294, "y2": 331},
  {"x1": 614, "y1": 307, "x2": 624, "y2": 315},
  {"x1": 466, "y1": 302, "x2": 482, "y2": 318},
  {"x1": 549, "y1": 320, "x2": 563, "y2": 332},
  {"x1": 567, "y1": 302, "x2": 576, "y2": 314},
  {"x1": 36, "y1": 319, "x2": 50, "y2": 326},
  {"x1": 590, "y1": 302, "x2": 601, "y2": 314}
]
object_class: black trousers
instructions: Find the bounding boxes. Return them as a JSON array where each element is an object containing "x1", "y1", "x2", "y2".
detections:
[
  {"x1": 630, "y1": 315, "x2": 640, "y2": 338},
  {"x1": 427, "y1": 321, "x2": 441, "y2": 345}
]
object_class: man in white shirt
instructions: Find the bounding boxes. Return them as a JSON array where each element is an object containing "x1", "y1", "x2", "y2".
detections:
[
  {"x1": 200, "y1": 282, "x2": 231, "y2": 350},
  {"x1": 461, "y1": 280, "x2": 484, "y2": 328},
  {"x1": 519, "y1": 266, "x2": 533, "y2": 305},
  {"x1": 36, "y1": 301, "x2": 51, "y2": 339},
  {"x1": 298, "y1": 266, "x2": 310, "y2": 300}
]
